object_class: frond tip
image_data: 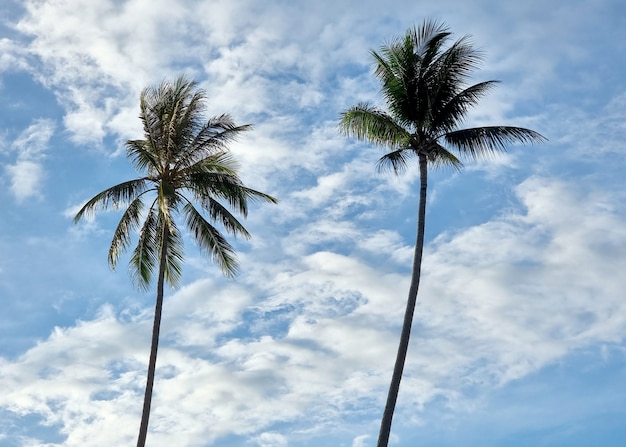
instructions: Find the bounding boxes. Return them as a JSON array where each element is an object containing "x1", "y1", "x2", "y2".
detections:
[
  {"x1": 445, "y1": 126, "x2": 547, "y2": 159},
  {"x1": 339, "y1": 103, "x2": 410, "y2": 149}
]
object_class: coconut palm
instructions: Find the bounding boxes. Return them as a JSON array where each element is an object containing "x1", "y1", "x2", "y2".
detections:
[
  {"x1": 339, "y1": 20, "x2": 545, "y2": 447},
  {"x1": 74, "y1": 76, "x2": 277, "y2": 447}
]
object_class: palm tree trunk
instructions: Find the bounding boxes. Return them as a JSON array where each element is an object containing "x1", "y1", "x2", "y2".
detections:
[
  {"x1": 136, "y1": 228, "x2": 169, "y2": 447},
  {"x1": 377, "y1": 154, "x2": 428, "y2": 447}
]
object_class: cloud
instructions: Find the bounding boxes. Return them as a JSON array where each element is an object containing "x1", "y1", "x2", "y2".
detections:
[
  {"x1": 0, "y1": 37, "x2": 30, "y2": 73},
  {"x1": 3, "y1": 118, "x2": 54, "y2": 201},
  {"x1": 2, "y1": 170, "x2": 625, "y2": 446},
  {"x1": 251, "y1": 432, "x2": 289, "y2": 447},
  {"x1": 5, "y1": 159, "x2": 44, "y2": 202},
  {"x1": 413, "y1": 176, "x2": 626, "y2": 389},
  {"x1": 2, "y1": 1, "x2": 625, "y2": 446}
]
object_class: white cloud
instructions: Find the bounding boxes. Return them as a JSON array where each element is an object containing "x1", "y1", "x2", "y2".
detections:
[
  {"x1": 252, "y1": 432, "x2": 289, "y2": 447},
  {"x1": 11, "y1": 118, "x2": 54, "y2": 157},
  {"x1": 414, "y1": 177, "x2": 626, "y2": 388},
  {"x1": 352, "y1": 434, "x2": 370, "y2": 447},
  {"x1": 5, "y1": 159, "x2": 43, "y2": 201},
  {"x1": 2, "y1": 1, "x2": 625, "y2": 446},
  {"x1": 3, "y1": 118, "x2": 54, "y2": 201},
  {"x1": 2, "y1": 172, "x2": 626, "y2": 445},
  {"x1": 0, "y1": 37, "x2": 30, "y2": 73}
]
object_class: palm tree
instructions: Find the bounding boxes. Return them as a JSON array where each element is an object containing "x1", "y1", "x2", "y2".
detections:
[
  {"x1": 74, "y1": 76, "x2": 277, "y2": 447},
  {"x1": 339, "y1": 20, "x2": 545, "y2": 447}
]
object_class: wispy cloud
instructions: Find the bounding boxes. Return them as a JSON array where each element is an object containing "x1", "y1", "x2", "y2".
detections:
[
  {"x1": 3, "y1": 118, "x2": 54, "y2": 201},
  {"x1": 1, "y1": 0, "x2": 624, "y2": 445},
  {"x1": 2, "y1": 173, "x2": 625, "y2": 445}
]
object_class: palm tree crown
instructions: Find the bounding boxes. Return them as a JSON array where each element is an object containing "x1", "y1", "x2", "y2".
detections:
[
  {"x1": 74, "y1": 75, "x2": 277, "y2": 447},
  {"x1": 340, "y1": 20, "x2": 545, "y2": 447},
  {"x1": 75, "y1": 76, "x2": 276, "y2": 285},
  {"x1": 341, "y1": 20, "x2": 544, "y2": 171}
]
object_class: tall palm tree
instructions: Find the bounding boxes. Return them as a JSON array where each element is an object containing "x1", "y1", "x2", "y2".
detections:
[
  {"x1": 74, "y1": 76, "x2": 277, "y2": 447},
  {"x1": 339, "y1": 20, "x2": 545, "y2": 447}
]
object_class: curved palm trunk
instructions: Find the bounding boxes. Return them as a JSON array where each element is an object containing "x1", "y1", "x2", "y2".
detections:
[
  {"x1": 377, "y1": 154, "x2": 428, "y2": 447},
  {"x1": 136, "y1": 229, "x2": 169, "y2": 447}
]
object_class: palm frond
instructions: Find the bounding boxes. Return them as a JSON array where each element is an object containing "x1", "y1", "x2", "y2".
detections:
[
  {"x1": 137, "y1": 75, "x2": 205, "y2": 168},
  {"x1": 431, "y1": 81, "x2": 499, "y2": 133},
  {"x1": 234, "y1": 186, "x2": 279, "y2": 205},
  {"x1": 130, "y1": 205, "x2": 159, "y2": 290},
  {"x1": 138, "y1": 91, "x2": 164, "y2": 165},
  {"x1": 126, "y1": 139, "x2": 161, "y2": 174},
  {"x1": 372, "y1": 44, "x2": 416, "y2": 127},
  {"x1": 412, "y1": 20, "x2": 451, "y2": 67},
  {"x1": 174, "y1": 116, "x2": 253, "y2": 171},
  {"x1": 433, "y1": 34, "x2": 483, "y2": 84},
  {"x1": 428, "y1": 143, "x2": 464, "y2": 170},
  {"x1": 156, "y1": 214, "x2": 184, "y2": 287},
  {"x1": 182, "y1": 202, "x2": 239, "y2": 277},
  {"x1": 186, "y1": 171, "x2": 277, "y2": 216},
  {"x1": 181, "y1": 151, "x2": 241, "y2": 177},
  {"x1": 376, "y1": 149, "x2": 414, "y2": 174},
  {"x1": 339, "y1": 103, "x2": 410, "y2": 148},
  {"x1": 108, "y1": 196, "x2": 145, "y2": 269},
  {"x1": 163, "y1": 80, "x2": 204, "y2": 162},
  {"x1": 184, "y1": 194, "x2": 251, "y2": 238},
  {"x1": 74, "y1": 178, "x2": 149, "y2": 223},
  {"x1": 444, "y1": 126, "x2": 547, "y2": 159}
]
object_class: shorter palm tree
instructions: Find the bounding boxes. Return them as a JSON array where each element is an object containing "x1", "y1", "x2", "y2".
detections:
[
  {"x1": 339, "y1": 20, "x2": 545, "y2": 447},
  {"x1": 74, "y1": 76, "x2": 277, "y2": 447}
]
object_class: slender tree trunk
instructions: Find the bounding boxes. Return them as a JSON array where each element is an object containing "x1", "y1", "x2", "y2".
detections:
[
  {"x1": 377, "y1": 154, "x2": 428, "y2": 447},
  {"x1": 136, "y1": 228, "x2": 169, "y2": 447}
]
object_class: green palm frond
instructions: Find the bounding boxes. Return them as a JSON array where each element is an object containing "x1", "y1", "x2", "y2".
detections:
[
  {"x1": 74, "y1": 178, "x2": 149, "y2": 223},
  {"x1": 206, "y1": 197, "x2": 251, "y2": 238},
  {"x1": 182, "y1": 151, "x2": 240, "y2": 177},
  {"x1": 174, "y1": 117, "x2": 253, "y2": 171},
  {"x1": 373, "y1": 22, "x2": 454, "y2": 129},
  {"x1": 372, "y1": 43, "x2": 418, "y2": 127},
  {"x1": 181, "y1": 193, "x2": 250, "y2": 239},
  {"x1": 138, "y1": 76, "x2": 202, "y2": 167},
  {"x1": 157, "y1": 214, "x2": 184, "y2": 286},
  {"x1": 412, "y1": 20, "x2": 451, "y2": 66},
  {"x1": 430, "y1": 81, "x2": 499, "y2": 133},
  {"x1": 234, "y1": 186, "x2": 279, "y2": 205},
  {"x1": 176, "y1": 90, "x2": 206, "y2": 136},
  {"x1": 126, "y1": 139, "x2": 161, "y2": 174},
  {"x1": 108, "y1": 195, "x2": 147, "y2": 269},
  {"x1": 444, "y1": 126, "x2": 547, "y2": 159},
  {"x1": 339, "y1": 104, "x2": 410, "y2": 148},
  {"x1": 139, "y1": 93, "x2": 164, "y2": 165},
  {"x1": 182, "y1": 202, "x2": 239, "y2": 277},
  {"x1": 186, "y1": 171, "x2": 245, "y2": 213},
  {"x1": 433, "y1": 34, "x2": 483, "y2": 86},
  {"x1": 187, "y1": 171, "x2": 277, "y2": 216},
  {"x1": 163, "y1": 83, "x2": 203, "y2": 162},
  {"x1": 130, "y1": 205, "x2": 159, "y2": 290},
  {"x1": 376, "y1": 148, "x2": 414, "y2": 174},
  {"x1": 428, "y1": 143, "x2": 463, "y2": 170}
]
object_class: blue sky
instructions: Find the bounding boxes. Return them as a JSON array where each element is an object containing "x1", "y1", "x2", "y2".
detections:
[{"x1": 1, "y1": 0, "x2": 625, "y2": 446}]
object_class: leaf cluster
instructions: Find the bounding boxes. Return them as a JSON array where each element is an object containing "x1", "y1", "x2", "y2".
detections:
[
  {"x1": 339, "y1": 19, "x2": 546, "y2": 174},
  {"x1": 74, "y1": 76, "x2": 277, "y2": 289}
]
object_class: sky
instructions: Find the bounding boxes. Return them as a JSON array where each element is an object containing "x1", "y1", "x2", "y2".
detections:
[{"x1": 0, "y1": 0, "x2": 625, "y2": 446}]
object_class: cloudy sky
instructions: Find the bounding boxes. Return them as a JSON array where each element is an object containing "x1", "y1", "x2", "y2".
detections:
[{"x1": 1, "y1": 0, "x2": 625, "y2": 446}]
